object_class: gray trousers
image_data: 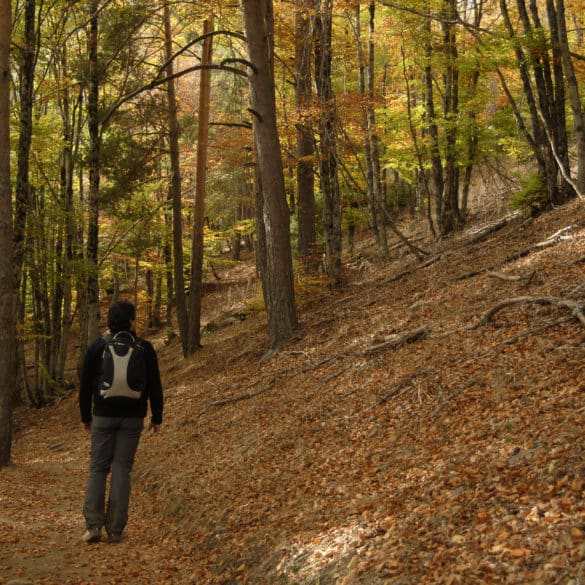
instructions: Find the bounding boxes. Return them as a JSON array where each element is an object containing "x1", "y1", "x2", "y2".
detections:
[{"x1": 83, "y1": 416, "x2": 144, "y2": 536}]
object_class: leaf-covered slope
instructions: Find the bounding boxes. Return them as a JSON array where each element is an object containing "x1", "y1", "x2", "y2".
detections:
[{"x1": 2, "y1": 199, "x2": 585, "y2": 585}]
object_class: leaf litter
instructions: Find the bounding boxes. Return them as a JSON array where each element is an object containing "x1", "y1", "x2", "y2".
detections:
[{"x1": 2, "y1": 199, "x2": 585, "y2": 583}]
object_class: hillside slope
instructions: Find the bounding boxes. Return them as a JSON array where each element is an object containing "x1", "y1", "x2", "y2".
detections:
[{"x1": 2, "y1": 199, "x2": 585, "y2": 585}]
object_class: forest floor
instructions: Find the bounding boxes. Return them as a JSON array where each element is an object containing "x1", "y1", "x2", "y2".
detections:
[{"x1": 2, "y1": 199, "x2": 585, "y2": 584}]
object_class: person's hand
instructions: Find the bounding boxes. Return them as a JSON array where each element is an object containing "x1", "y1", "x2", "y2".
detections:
[
  {"x1": 82, "y1": 422, "x2": 92, "y2": 435},
  {"x1": 149, "y1": 422, "x2": 161, "y2": 434}
]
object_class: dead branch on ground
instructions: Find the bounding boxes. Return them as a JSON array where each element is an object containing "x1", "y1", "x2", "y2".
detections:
[
  {"x1": 504, "y1": 226, "x2": 574, "y2": 264},
  {"x1": 486, "y1": 270, "x2": 537, "y2": 283},
  {"x1": 471, "y1": 296, "x2": 585, "y2": 329},
  {"x1": 387, "y1": 255, "x2": 442, "y2": 283},
  {"x1": 362, "y1": 326, "x2": 429, "y2": 355},
  {"x1": 464, "y1": 214, "x2": 519, "y2": 245},
  {"x1": 499, "y1": 316, "x2": 573, "y2": 346}
]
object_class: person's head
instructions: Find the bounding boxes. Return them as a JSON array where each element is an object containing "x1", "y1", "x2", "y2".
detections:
[{"x1": 107, "y1": 300, "x2": 136, "y2": 333}]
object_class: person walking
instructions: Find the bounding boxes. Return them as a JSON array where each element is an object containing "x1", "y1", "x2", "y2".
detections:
[{"x1": 79, "y1": 300, "x2": 163, "y2": 544}]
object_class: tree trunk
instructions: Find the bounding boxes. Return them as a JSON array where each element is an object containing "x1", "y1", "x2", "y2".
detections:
[
  {"x1": 440, "y1": 0, "x2": 461, "y2": 235},
  {"x1": 0, "y1": 0, "x2": 15, "y2": 467},
  {"x1": 367, "y1": 1, "x2": 388, "y2": 257},
  {"x1": 315, "y1": 0, "x2": 342, "y2": 286},
  {"x1": 295, "y1": 1, "x2": 317, "y2": 270},
  {"x1": 500, "y1": 0, "x2": 564, "y2": 205},
  {"x1": 555, "y1": 0, "x2": 585, "y2": 194},
  {"x1": 241, "y1": 0, "x2": 298, "y2": 350},
  {"x1": 163, "y1": 0, "x2": 188, "y2": 354},
  {"x1": 85, "y1": 0, "x2": 101, "y2": 347},
  {"x1": 14, "y1": 0, "x2": 36, "y2": 289},
  {"x1": 423, "y1": 11, "x2": 444, "y2": 230},
  {"x1": 187, "y1": 18, "x2": 213, "y2": 354}
]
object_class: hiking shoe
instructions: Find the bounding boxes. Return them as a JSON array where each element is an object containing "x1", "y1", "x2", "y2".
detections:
[
  {"x1": 108, "y1": 532, "x2": 124, "y2": 544},
  {"x1": 82, "y1": 527, "x2": 102, "y2": 543}
]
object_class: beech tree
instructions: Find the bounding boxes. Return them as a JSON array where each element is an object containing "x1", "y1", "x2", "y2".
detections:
[
  {"x1": 241, "y1": 0, "x2": 298, "y2": 350},
  {"x1": 0, "y1": 0, "x2": 15, "y2": 467},
  {"x1": 314, "y1": 0, "x2": 342, "y2": 286},
  {"x1": 295, "y1": 0, "x2": 317, "y2": 270}
]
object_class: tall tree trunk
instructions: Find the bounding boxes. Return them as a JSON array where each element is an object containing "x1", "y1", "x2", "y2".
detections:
[
  {"x1": 187, "y1": 18, "x2": 213, "y2": 354},
  {"x1": 423, "y1": 11, "x2": 444, "y2": 230},
  {"x1": 0, "y1": 0, "x2": 16, "y2": 467},
  {"x1": 13, "y1": 0, "x2": 37, "y2": 402},
  {"x1": 14, "y1": 0, "x2": 36, "y2": 290},
  {"x1": 555, "y1": 0, "x2": 585, "y2": 194},
  {"x1": 500, "y1": 0, "x2": 562, "y2": 205},
  {"x1": 241, "y1": 0, "x2": 298, "y2": 350},
  {"x1": 440, "y1": 0, "x2": 461, "y2": 235},
  {"x1": 356, "y1": 5, "x2": 379, "y2": 254},
  {"x1": 315, "y1": 0, "x2": 342, "y2": 286},
  {"x1": 460, "y1": 2, "x2": 483, "y2": 217},
  {"x1": 295, "y1": 1, "x2": 317, "y2": 270},
  {"x1": 85, "y1": 0, "x2": 101, "y2": 348},
  {"x1": 163, "y1": 1, "x2": 188, "y2": 354},
  {"x1": 56, "y1": 69, "x2": 81, "y2": 382},
  {"x1": 366, "y1": 1, "x2": 388, "y2": 257}
]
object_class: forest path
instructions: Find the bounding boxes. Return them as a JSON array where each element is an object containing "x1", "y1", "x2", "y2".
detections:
[{"x1": 0, "y1": 395, "x2": 189, "y2": 585}]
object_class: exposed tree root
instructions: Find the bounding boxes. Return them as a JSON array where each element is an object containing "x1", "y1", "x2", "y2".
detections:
[{"x1": 471, "y1": 296, "x2": 585, "y2": 329}]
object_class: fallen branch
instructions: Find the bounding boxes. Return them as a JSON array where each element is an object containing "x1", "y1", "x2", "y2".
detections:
[
  {"x1": 199, "y1": 386, "x2": 273, "y2": 415},
  {"x1": 464, "y1": 214, "x2": 519, "y2": 245},
  {"x1": 499, "y1": 316, "x2": 573, "y2": 346},
  {"x1": 471, "y1": 296, "x2": 585, "y2": 329},
  {"x1": 387, "y1": 255, "x2": 442, "y2": 283},
  {"x1": 486, "y1": 270, "x2": 536, "y2": 283},
  {"x1": 323, "y1": 364, "x2": 353, "y2": 383},
  {"x1": 504, "y1": 225, "x2": 574, "y2": 264},
  {"x1": 452, "y1": 269, "x2": 485, "y2": 282},
  {"x1": 378, "y1": 366, "x2": 437, "y2": 404},
  {"x1": 363, "y1": 326, "x2": 429, "y2": 355}
]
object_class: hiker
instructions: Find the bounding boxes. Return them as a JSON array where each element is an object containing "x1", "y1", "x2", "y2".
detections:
[{"x1": 79, "y1": 299, "x2": 163, "y2": 544}]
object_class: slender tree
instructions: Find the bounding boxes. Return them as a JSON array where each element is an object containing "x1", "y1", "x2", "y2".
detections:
[
  {"x1": 315, "y1": 0, "x2": 342, "y2": 286},
  {"x1": 295, "y1": 1, "x2": 317, "y2": 270},
  {"x1": 163, "y1": 0, "x2": 188, "y2": 354},
  {"x1": 0, "y1": 0, "x2": 16, "y2": 467},
  {"x1": 188, "y1": 18, "x2": 214, "y2": 353},
  {"x1": 85, "y1": 0, "x2": 101, "y2": 351}
]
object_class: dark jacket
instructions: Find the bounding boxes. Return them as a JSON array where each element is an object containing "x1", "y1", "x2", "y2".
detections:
[{"x1": 79, "y1": 332, "x2": 164, "y2": 425}]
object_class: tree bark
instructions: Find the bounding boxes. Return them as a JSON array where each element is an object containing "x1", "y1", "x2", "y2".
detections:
[
  {"x1": 554, "y1": 0, "x2": 585, "y2": 194},
  {"x1": 440, "y1": 0, "x2": 461, "y2": 235},
  {"x1": 241, "y1": 0, "x2": 298, "y2": 350},
  {"x1": 295, "y1": 1, "x2": 317, "y2": 270},
  {"x1": 85, "y1": 0, "x2": 101, "y2": 348},
  {"x1": 187, "y1": 18, "x2": 213, "y2": 354},
  {"x1": 423, "y1": 10, "x2": 444, "y2": 230},
  {"x1": 315, "y1": 0, "x2": 342, "y2": 286},
  {"x1": 0, "y1": 0, "x2": 16, "y2": 467},
  {"x1": 163, "y1": 0, "x2": 188, "y2": 354}
]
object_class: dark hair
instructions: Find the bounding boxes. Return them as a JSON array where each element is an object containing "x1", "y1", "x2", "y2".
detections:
[{"x1": 107, "y1": 300, "x2": 136, "y2": 333}]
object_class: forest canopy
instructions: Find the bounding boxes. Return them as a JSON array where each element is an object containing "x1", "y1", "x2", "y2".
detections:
[{"x1": 0, "y1": 0, "x2": 584, "y2": 465}]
